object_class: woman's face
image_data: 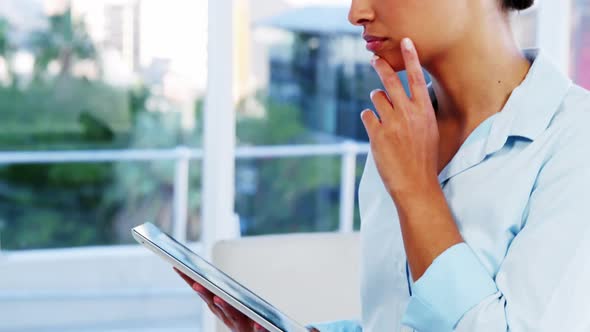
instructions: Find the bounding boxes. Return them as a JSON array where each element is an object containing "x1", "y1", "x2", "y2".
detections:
[{"x1": 348, "y1": 0, "x2": 475, "y2": 71}]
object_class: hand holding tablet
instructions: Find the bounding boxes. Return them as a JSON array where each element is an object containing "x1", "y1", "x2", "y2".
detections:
[
  {"x1": 174, "y1": 267, "x2": 270, "y2": 332},
  {"x1": 131, "y1": 222, "x2": 316, "y2": 332}
]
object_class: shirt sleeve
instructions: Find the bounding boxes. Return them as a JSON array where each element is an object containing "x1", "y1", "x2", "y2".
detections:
[
  {"x1": 307, "y1": 320, "x2": 362, "y2": 332},
  {"x1": 402, "y1": 123, "x2": 590, "y2": 332}
]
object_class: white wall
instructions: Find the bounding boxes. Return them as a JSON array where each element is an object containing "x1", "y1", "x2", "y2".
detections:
[{"x1": 0, "y1": 245, "x2": 202, "y2": 331}]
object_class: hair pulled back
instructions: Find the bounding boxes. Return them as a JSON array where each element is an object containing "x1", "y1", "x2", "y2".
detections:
[{"x1": 503, "y1": 0, "x2": 534, "y2": 10}]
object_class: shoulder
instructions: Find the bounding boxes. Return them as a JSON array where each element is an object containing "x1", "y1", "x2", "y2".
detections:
[
  {"x1": 561, "y1": 84, "x2": 590, "y2": 117},
  {"x1": 546, "y1": 84, "x2": 590, "y2": 147},
  {"x1": 526, "y1": 83, "x2": 590, "y2": 177},
  {"x1": 532, "y1": 84, "x2": 590, "y2": 185}
]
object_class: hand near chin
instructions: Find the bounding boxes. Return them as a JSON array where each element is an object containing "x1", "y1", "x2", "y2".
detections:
[{"x1": 362, "y1": 38, "x2": 440, "y2": 199}]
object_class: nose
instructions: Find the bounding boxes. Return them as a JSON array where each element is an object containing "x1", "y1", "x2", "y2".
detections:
[{"x1": 348, "y1": 0, "x2": 374, "y2": 26}]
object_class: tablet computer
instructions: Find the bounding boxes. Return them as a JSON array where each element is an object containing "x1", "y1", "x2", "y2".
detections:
[{"x1": 131, "y1": 222, "x2": 309, "y2": 332}]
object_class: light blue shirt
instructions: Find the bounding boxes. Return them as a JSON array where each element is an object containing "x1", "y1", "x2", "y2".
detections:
[{"x1": 317, "y1": 49, "x2": 590, "y2": 331}]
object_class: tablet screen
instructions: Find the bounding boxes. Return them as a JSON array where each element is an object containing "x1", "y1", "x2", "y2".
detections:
[{"x1": 133, "y1": 223, "x2": 306, "y2": 332}]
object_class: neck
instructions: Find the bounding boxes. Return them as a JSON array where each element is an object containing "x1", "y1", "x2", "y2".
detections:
[{"x1": 424, "y1": 14, "x2": 532, "y2": 126}]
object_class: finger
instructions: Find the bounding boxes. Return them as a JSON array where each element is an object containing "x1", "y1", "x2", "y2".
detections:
[
  {"x1": 371, "y1": 55, "x2": 409, "y2": 110},
  {"x1": 214, "y1": 297, "x2": 252, "y2": 330},
  {"x1": 191, "y1": 282, "x2": 214, "y2": 301},
  {"x1": 213, "y1": 297, "x2": 237, "y2": 317},
  {"x1": 253, "y1": 322, "x2": 269, "y2": 332},
  {"x1": 370, "y1": 89, "x2": 394, "y2": 122},
  {"x1": 173, "y1": 268, "x2": 214, "y2": 299},
  {"x1": 173, "y1": 267, "x2": 195, "y2": 287},
  {"x1": 360, "y1": 109, "x2": 380, "y2": 138},
  {"x1": 214, "y1": 297, "x2": 246, "y2": 323},
  {"x1": 400, "y1": 38, "x2": 429, "y2": 104},
  {"x1": 209, "y1": 302, "x2": 234, "y2": 329}
]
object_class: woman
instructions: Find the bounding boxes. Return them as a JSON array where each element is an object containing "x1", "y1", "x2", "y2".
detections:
[{"x1": 177, "y1": 0, "x2": 590, "y2": 330}]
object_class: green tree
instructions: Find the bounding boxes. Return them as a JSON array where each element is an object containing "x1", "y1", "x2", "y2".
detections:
[
  {"x1": 235, "y1": 95, "x2": 341, "y2": 234},
  {"x1": 29, "y1": 7, "x2": 97, "y2": 79},
  {"x1": 0, "y1": 18, "x2": 10, "y2": 58},
  {"x1": 0, "y1": 17, "x2": 16, "y2": 86},
  {"x1": 0, "y1": 10, "x2": 132, "y2": 249}
]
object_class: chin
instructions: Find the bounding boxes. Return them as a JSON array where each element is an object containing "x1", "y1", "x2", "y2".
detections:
[{"x1": 378, "y1": 53, "x2": 405, "y2": 72}]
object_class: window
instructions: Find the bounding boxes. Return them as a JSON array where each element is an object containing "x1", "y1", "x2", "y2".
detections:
[
  {"x1": 571, "y1": 0, "x2": 590, "y2": 88},
  {"x1": 0, "y1": 0, "x2": 205, "y2": 250},
  {"x1": 236, "y1": 4, "x2": 370, "y2": 236},
  {"x1": 1, "y1": 1, "x2": 588, "y2": 331},
  {"x1": 0, "y1": 0, "x2": 204, "y2": 330}
]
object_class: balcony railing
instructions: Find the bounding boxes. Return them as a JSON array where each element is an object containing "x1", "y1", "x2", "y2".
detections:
[
  {"x1": 0, "y1": 142, "x2": 370, "y2": 330},
  {"x1": 0, "y1": 142, "x2": 370, "y2": 246}
]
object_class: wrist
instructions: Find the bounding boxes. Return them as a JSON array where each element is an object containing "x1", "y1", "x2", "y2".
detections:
[{"x1": 388, "y1": 174, "x2": 441, "y2": 204}]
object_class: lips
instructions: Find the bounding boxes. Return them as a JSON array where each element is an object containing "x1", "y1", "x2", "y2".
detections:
[{"x1": 363, "y1": 34, "x2": 389, "y2": 52}]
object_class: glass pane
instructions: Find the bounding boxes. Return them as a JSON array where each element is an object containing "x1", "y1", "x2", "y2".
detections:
[
  {"x1": 0, "y1": 1, "x2": 205, "y2": 330},
  {"x1": 0, "y1": 160, "x2": 179, "y2": 250},
  {"x1": 241, "y1": 3, "x2": 417, "y2": 235},
  {"x1": 571, "y1": 0, "x2": 590, "y2": 89},
  {"x1": 187, "y1": 159, "x2": 203, "y2": 241},
  {"x1": 235, "y1": 156, "x2": 341, "y2": 235},
  {"x1": 353, "y1": 154, "x2": 367, "y2": 231},
  {"x1": 0, "y1": 0, "x2": 205, "y2": 249}
]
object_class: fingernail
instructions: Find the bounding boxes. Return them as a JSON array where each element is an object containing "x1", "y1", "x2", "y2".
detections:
[
  {"x1": 371, "y1": 54, "x2": 380, "y2": 65},
  {"x1": 213, "y1": 297, "x2": 226, "y2": 308},
  {"x1": 402, "y1": 38, "x2": 414, "y2": 52},
  {"x1": 213, "y1": 299, "x2": 224, "y2": 310},
  {"x1": 192, "y1": 284, "x2": 203, "y2": 293}
]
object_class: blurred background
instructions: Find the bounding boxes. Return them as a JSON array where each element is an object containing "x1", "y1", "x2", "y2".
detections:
[{"x1": 0, "y1": 0, "x2": 587, "y2": 331}]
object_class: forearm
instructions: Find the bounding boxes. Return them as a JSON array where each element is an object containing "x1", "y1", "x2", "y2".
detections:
[
  {"x1": 394, "y1": 181, "x2": 499, "y2": 332},
  {"x1": 392, "y1": 180, "x2": 463, "y2": 281}
]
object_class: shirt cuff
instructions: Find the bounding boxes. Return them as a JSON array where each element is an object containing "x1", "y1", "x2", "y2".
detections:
[
  {"x1": 401, "y1": 243, "x2": 498, "y2": 332},
  {"x1": 307, "y1": 320, "x2": 362, "y2": 332}
]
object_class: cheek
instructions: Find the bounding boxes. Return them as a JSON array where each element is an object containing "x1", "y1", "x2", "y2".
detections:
[
  {"x1": 377, "y1": 1, "x2": 468, "y2": 56},
  {"x1": 381, "y1": 52, "x2": 406, "y2": 72}
]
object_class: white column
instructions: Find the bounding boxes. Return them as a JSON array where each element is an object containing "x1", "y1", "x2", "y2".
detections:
[
  {"x1": 172, "y1": 146, "x2": 190, "y2": 242},
  {"x1": 536, "y1": 0, "x2": 572, "y2": 74},
  {"x1": 202, "y1": 0, "x2": 235, "y2": 257},
  {"x1": 202, "y1": 0, "x2": 235, "y2": 331},
  {"x1": 339, "y1": 141, "x2": 358, "y2": 233}
]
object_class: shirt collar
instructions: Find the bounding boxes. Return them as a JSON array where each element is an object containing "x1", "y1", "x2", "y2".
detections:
[{"x1": 484, "y1": 49, "x2": 573, "y2": 154}]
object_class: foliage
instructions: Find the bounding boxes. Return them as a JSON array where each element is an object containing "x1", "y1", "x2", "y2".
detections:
[
  {"x1": 105, "y1": 107, "x2": 204, "y2": 243},
  {"x1": 0, "y1": 161, "x2": 115, "y2": 249},
  {"x1": 0, "y1": 17, "x2": 15, "y2": 86},
  {"x1": 0, "y1": 66, "x2": 125, "y2": 250},
  {"x1": 0, "y1": 10, "x2": 125, "y2": 248},
  {"x1": 0, "y1": 8, "x2": 351, "y2": 249},
  {"x1": 0, "y1": 18, "x2": 11, "y2": 58},
  {"x1": 29, "y1": 8, "x2": 97, "y2": 78},
  {"x1": 235, "y1": 96, "x2": 341, "y2": 235},
  {"x1": 0, "y1": 77, "x2": 129, "y2": 150}
]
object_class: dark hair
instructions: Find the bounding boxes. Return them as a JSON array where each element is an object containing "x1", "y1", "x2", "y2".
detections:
[{"x1": 503, "y1": 0, "x2": 535, "y2": 10}]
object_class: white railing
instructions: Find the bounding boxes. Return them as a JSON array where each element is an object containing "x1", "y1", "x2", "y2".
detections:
[{"x1": 0, "y1": 142, "x2": 370, "y2": 243}]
